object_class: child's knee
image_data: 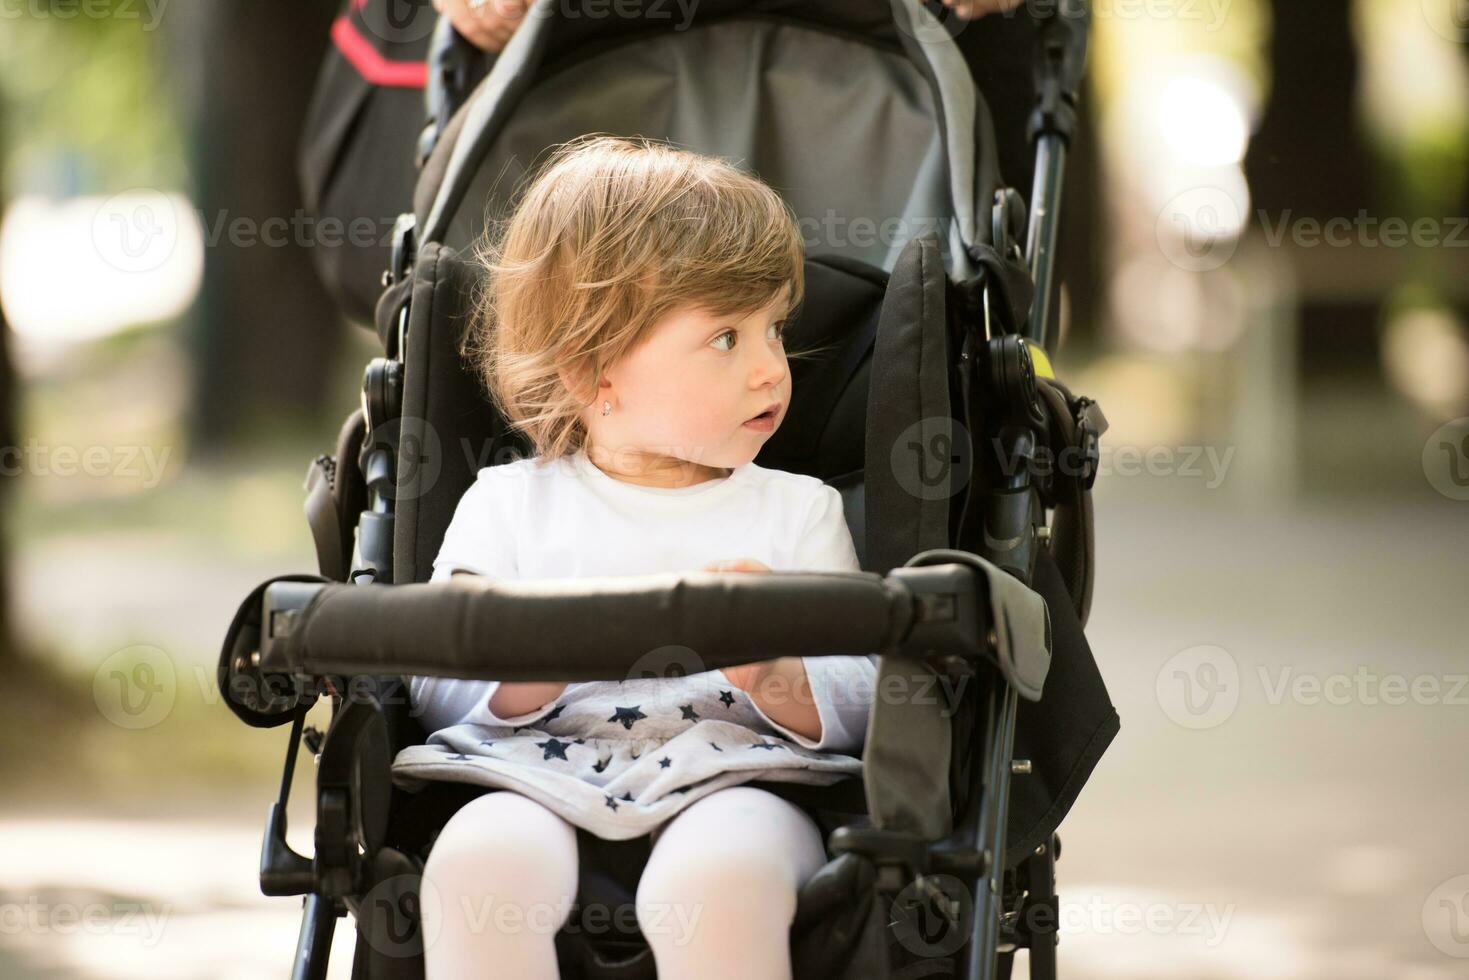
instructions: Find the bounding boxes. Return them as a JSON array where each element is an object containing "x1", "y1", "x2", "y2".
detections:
[
  {"x1": 424, "y1": 791, "x2": 579, "y2": 903},
  {"x1": 635, "y1": 845, "x2": 798, "y2": 945}
]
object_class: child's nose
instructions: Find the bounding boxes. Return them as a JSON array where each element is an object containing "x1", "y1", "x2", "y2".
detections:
[{"x1": 750, "y1": 345, "x2": 787, "y2": 388}]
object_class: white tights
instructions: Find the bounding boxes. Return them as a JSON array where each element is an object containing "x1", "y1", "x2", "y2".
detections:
[{"x1": 419, "y1": 786, "x2": 827, "y2": 980}]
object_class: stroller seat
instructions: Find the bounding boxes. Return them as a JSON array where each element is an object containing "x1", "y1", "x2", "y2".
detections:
[
  {"x1": 376, "y1": 749, "x2": 876, "y2": 977},
  {"x1": 219, "y1": 2, "x2": 1118, "y2": 978}
]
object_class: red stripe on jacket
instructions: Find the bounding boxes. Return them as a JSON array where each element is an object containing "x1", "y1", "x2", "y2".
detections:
[{"x1": 331, "y1": 13, "x2": 429, "y2": 88}]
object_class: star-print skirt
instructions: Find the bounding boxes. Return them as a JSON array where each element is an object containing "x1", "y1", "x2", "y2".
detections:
[{"x1": 390, "y1": 671, "x2": 863, "y2": 839}]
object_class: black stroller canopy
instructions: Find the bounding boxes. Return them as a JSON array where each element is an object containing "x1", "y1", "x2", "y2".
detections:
[{"x1": 415, "y1": 0, "x2": 1000, "y2": 278}]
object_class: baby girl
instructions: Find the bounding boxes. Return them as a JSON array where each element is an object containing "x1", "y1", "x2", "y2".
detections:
[{"x1": 392, "y1": 134, "x2": 874, "y2": 979}]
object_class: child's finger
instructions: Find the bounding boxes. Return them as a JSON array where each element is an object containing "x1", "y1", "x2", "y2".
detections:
[{"x1": 704, "y1": 559, "x2": 770, "y2": 573}]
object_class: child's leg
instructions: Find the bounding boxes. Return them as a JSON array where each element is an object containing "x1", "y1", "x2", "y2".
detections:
[
  {"x1": 635, "y1": 786, "x2": 827, "y2": 980},
  {"x1": 420, "y1": 790, "x2": 578, "y2": 980}
]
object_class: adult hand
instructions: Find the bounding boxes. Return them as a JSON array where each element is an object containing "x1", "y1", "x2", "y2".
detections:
[
  {"x1": 939, "y1": 0, "x2": 1027, "y2": 18},
  {"x1": 431, "y1": 0, "x2": 529, "y2": 53}
]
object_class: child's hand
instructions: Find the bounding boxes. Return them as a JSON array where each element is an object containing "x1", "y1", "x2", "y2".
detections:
[
  {"x1": 938, "y1": 0, "x2": 1025, "y2": 17},
  {"x1": 703, "y1": 558, "x2": 774, "y2": 690},
  {"x1": 431, "y1": 0, "x2": 528, "y2": 52},
  {"x1": 703, "y1": 558, "x2": 771, "y2": 574}
]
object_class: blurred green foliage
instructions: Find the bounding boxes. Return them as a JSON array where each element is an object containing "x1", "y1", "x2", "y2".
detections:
[{"x1": 0, "y1": 0, "x2": 185, "y2": 197}]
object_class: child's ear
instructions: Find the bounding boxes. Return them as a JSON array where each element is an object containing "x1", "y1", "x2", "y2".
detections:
[
  {"x1": 556, "y1": 362, "x2": 588, "y2": 402},
  {"x1": 557, "y1": 358, "x2": 605, "y2": 408}
]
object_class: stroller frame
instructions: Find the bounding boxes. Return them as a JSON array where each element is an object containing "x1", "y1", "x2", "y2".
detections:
[{"x1": 222, "y1": 2, "x2": 1103, "y2": 977}]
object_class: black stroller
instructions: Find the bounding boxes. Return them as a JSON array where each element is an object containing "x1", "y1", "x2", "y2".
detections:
[{"x1": 219, "y1": 1, "x2": 1118, "y2": 976}]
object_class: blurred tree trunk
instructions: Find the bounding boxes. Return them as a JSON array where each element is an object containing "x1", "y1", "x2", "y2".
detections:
[
  {"x1": 1245, "y1": 0, "x2": 1379, "y2": 374},
  {"x1": 0, "y1": 99, "x2": 18, "y2": 669},
  {"x1": 176, "y1": 0, "x2": 345, "y2": 452},
  {"x1": 1245, "y1": 0, "x2": 1372, "y2": 218},
  {"x1": 0, "y1": 238, "x2": 16, "y2": 670}
]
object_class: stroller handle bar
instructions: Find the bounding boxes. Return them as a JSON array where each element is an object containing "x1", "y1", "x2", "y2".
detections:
[{"x1": 253, "y1": 557, "x2": 1051, "y2": 698}]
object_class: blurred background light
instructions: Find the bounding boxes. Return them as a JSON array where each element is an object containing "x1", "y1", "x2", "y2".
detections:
[
  {"x1": 0, "y1": 190, "x2": 203, "y2": 353},
  {"x1": 1157, "y1": 73, "x2": 1252, "y2": 168},
  {"x1": 1382, "y1": 305, "x2": 1469, "y2": 417}
]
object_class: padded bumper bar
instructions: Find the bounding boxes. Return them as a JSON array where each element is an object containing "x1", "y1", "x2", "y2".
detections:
[{"x1": 253, "y1": 556, "x2": 1051, "y2": 698}]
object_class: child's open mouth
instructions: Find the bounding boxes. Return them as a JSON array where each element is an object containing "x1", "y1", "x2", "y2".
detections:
[{"x1": 743, "y1": 404, "x2": 779, "y2": 431}]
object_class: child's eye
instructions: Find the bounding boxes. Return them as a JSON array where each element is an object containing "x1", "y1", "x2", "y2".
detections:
[{"x1": 711, "y1": 320, "x2": 787, "y2": 353}]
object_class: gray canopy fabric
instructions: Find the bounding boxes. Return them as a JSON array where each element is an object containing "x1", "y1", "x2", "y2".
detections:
[{"x1": 415, "y1": 0, "x2": 996, "y2": 278}]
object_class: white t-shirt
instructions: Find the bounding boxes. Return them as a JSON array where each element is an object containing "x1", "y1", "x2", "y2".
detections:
[{"x1": 407, "y1": 448, "x2": 874, "y2": 754}]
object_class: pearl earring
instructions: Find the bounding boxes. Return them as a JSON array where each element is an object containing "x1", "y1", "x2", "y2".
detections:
[{"x1": 602, "y1": 400, "x2": 612, "y2": 416}]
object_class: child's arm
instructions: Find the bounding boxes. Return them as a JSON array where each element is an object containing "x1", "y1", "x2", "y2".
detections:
[
  {"x1": 446, "y1": 570, "x2": 568, "y2": 720},
  {"x1": 724, "y1": 655, "x2": 822, "y2": 741},
  {"x1": 708, "y1": 484, "x2": 874, "y2": 752},
  {"x1": 440, "y1": 564, "x2": 567, "y2": 717},
  {"x1": 488, "y1": 682, "x2": 569, "y2": 718},
  {"x1": 705, "y1": 561, "x2": 822, "y2": 738},
  {"x1": 409, "y1": 468, "x2": 568, "y2": 731}
]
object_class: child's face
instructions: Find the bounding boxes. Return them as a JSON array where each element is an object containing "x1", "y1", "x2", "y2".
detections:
[{"x1": 591, "y1": 288, "x2": 792, "y2": 481}]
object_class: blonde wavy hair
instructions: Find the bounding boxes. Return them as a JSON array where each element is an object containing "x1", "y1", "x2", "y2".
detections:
[{"x1": 464, "y1": 134, "x2": 825, "y2": 463}]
